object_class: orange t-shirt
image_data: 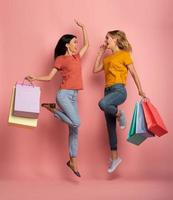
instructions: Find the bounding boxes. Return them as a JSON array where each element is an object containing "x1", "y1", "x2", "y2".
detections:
[
  {"x1": 103, "y1": 50, "x2": 133, "y2": 87},
  {"x1": 54, "y1": 54, "x2": 83, "y2": 90}
]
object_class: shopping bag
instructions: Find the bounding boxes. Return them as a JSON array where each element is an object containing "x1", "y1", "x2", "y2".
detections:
[
  {"x1": 142, "y1": 99, "x2": 168, "y2": 137},
  {"x1": 8, "y1": 87, "x2": 38, "y2": 127},
  {"x1": 13, "y1": 82, "x2": 40, "y2": 118},
  {"x1": 136, "y1": 101, "x2": 154, "y2": 138},
  {"x1": 127, "y1": 102, "x2": 148, "y2": 145}
]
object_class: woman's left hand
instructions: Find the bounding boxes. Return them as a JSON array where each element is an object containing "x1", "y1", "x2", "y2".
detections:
[
  {"x1": 139, "y1": 89, "x2": 146, "y2": 98},
  {"x1": 75, "y1": 19, "x2": 84, "y2": 29}
]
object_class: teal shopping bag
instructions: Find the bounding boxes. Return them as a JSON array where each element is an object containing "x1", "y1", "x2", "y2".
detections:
[{"x1": 127, "y1": 102, "x2": 148, "y2": 145}]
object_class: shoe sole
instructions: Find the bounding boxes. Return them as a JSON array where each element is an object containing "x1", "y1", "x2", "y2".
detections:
[{"x1": 108, "y1": 159, "x2": 122, "y2": 173}]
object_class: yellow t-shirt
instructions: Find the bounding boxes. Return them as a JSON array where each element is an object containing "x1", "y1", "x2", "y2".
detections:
[{"x1": 103, "y1": 50, "x2": 133, "y2": 87}]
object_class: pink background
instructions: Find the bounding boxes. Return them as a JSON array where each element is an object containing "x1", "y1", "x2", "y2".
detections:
[{"x1": 0, "y1": 0, "x2": 173, "y2": 199}]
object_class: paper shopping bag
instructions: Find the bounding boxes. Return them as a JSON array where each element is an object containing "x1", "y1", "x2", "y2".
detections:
[
  {"x1": 127, "y1": 102, "x2": 148, "y2": 145},
  {"x1": 142, "y1": 99, "x2": 168, "y2": 137},
  {"x1": 13, "y1": 83, "x2": 40, "y2": 118},
  {"x1": 8, "y1": 87, "x2": 38, "y2": 127},
  {"x1": 136, "y1": 101, "x2": 154, "y2": 138}
]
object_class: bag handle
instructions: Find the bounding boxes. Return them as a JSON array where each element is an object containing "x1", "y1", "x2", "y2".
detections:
[
  {"x1": 16, "y1": 78, "x2": 34, "y2": 87},
  {"x1": 141, "y1": 97, "x2": 150, "y2": 103}
]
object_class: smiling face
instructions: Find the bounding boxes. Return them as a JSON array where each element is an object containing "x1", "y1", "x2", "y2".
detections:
[
  {"x1": 66, "y1": 37, "x2": 78, "y2": 54},
  {"x1": 105, "y1": 33, "x2": 117, "y2": 50}
]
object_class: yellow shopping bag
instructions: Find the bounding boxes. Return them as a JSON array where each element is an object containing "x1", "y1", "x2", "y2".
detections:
[{"x1": 8, "y1": 87, "x2": 38, "y2": 127}]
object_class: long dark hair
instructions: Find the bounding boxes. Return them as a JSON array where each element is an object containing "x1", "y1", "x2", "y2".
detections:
[{"x1": 54, "y1": 34, "x2": 76, "y2": 59}]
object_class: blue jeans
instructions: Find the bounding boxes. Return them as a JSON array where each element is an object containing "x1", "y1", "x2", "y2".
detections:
[
  {"x1": 99, "y1": 84, "x2": 127, "y2": 150},
  {"x1": 54, "y1": 89, "x2": 80, "y2": 157}
]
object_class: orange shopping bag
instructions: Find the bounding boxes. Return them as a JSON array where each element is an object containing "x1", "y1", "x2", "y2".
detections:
[{"x1": 142, "y1": 99, "x2": 168, "y2": 137}]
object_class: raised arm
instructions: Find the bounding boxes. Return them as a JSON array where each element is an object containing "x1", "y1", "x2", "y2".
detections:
[
  {"x1": 93, "y1": 44, "x2": 106, "y2": 73},
  {"x1": 127, "y1": 64, "x2": 146, "y2": 98},
  {"x1": 75, "y1": 20, "x2": 89, "y2": 58},
  {"x1": 25, "y1": 68, "x2": 58, "y2": 82}
]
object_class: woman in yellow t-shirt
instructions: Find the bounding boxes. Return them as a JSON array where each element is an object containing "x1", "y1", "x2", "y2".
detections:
[{"x1": 93, "y1": 30, "x2": 146, "y2": 173}]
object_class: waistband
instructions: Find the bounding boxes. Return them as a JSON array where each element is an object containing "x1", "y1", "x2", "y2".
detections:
[{"x1": 105, "y1": 83, "x2": 125, "y2": 90}]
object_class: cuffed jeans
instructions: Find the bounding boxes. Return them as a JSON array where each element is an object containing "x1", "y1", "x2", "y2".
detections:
[
  {"x1": 54, "y1": 89, "x2": 80, "y2": 157},
  {"x1": 98, "y1": 84, "x2": 127, "y2": 150}
]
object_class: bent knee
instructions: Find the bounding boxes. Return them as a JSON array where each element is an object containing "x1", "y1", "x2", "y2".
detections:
[
  {"x1": 98, "y1": 100, "x2": 107, "y2": 111},
  {"x1": 71, "y1": 119, "x2": 80, "y2": 128}
]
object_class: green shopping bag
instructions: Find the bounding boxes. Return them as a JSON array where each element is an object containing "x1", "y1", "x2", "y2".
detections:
[{"x1": 127, "y1": 102, "x2": 147, "y2": 145}]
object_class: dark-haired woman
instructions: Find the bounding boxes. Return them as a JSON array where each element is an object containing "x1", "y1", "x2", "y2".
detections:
[
  {"x1": 93, "y1": 30, "x2": 146, "y2": 173},
  {"x1": 26, "y1": 20, "x2": 89, "y2": 177}
]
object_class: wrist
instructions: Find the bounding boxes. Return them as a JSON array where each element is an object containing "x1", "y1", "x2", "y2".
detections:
[
  {"x1": 97, "y1": 51, "x2": 104, "y2": 56},
  {"x1": 81, "y1": 26, "x2": 85, "y2": 30}
]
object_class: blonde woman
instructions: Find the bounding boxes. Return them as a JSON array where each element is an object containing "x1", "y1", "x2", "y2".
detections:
[{"x1": 93, "y1": 30, "x2": 146, "y2": 173}]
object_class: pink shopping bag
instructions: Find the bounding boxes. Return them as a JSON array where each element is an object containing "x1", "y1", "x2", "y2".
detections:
[
  {"x1": 8, "y1": 87, "x2": 38, "y2": 127},
  {"x1": 13, "y1": 82, "x2": 40, "y2": 118},
  {"x1": 142, "y1": 99, "x2": 168, "y2": 137}
]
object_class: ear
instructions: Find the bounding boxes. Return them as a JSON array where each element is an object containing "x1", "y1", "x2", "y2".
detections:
[
  {"x1": 113, "y1": 38, "x2": 117, "y2": 43},
  {"x1": 65, "y1": 43, "x2": 69, "y2": 48},
  {"x1": 113, "y1": 38, "x2": 117, "y2": 46}
]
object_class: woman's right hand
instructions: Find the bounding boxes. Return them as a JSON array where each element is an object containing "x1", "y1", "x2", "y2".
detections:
[
  {"x1": 98, "y1": 44, "x2": 107, "y2": 55},
  {"x1": 25, "y1": 75, "x2": 36, "y2": 82},
  {"x1": 75, "y1": 19, "x2": 85, "y2": 29}
]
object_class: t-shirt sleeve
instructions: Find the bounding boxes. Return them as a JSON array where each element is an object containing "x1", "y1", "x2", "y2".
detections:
[
  {"x1": 54, "y1": 56, "x2": 63, "y2": 70},
  {"x1": 123, "y1": 52, "x2": 133, "y2": 65}
]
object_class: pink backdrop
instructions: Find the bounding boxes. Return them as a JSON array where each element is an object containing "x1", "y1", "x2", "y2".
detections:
[{"x1": 0, "y1": 0, "x2": 173, "y2": 198}]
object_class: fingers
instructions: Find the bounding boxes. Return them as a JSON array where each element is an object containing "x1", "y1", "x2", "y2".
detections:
[
  {"x1": 139, "y1": 91, "x2": 146, "y2": 98},
  {"x1": 100, "y1": 44, "x2": 107, "y2": 49},
  {"x1": 25, "y1": 76, "x2": 34, "y2": 82},
  {"x1": 99, "y1": 44, "x2": 107, "y2": 53},
  {"x1": 74, "y1": 19, "x2": 84, "y2": 28},
  {"x1": 74, "y1": 19, "x2": 78, "y2": 24}
]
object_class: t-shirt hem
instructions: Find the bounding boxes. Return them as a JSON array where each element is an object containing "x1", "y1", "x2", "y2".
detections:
[
  {"x1": 59, "y1": 87, "x2": 83, "y2": 90},
  {"x1": 105, "y1": 82, "x2": 126, "y2": 88}
]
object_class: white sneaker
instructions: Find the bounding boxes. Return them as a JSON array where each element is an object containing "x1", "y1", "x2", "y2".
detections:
[{"x1": 108, "y1": 157, "x2": 122, "y2": 173}]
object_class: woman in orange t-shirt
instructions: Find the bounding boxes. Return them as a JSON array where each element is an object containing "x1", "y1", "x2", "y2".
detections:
[
  {"x1": 26, "y1": 20, "x2": 89, "y2": 177},
  {"x1": 93, "y1": 30, "x2": 146, "y2": 173}
]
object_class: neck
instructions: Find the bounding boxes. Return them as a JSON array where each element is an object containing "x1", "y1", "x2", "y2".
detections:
[
  {"x1": 111, "y1": 46, "x2": 120, "y2": 53},
  {"x1": 65, "y1": 49, "x2": 73, "y2": 56}
]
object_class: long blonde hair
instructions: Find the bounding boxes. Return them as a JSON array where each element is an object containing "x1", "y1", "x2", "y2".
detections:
[{"x1": 108, "y1": 30, "x2": 132, "y2": 52}]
